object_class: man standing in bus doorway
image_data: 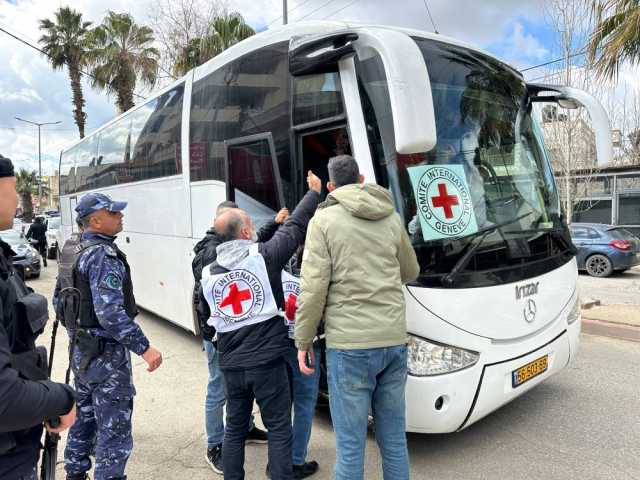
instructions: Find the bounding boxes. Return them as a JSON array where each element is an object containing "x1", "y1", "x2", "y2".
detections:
[
  {"x1": 295, "y1": 155, "x2": 419, "y2": 480},
  {"x1": 192, "y1": 200, "x2": 291, "y2": 474},
  {"x1": 63, "y1": 192, "x2": 163, "y2": 480},
  {"x1": 0, "y1": 154, "x2": 77, "y2": 480},
  {"x1": 198, "y1": 171, "x2": 322, "y2": 480}
]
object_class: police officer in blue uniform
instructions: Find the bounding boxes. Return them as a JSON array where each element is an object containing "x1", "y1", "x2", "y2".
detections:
[
  {"x1": 0, "y1": 154, "x2": 76, "y2": 480},
  {"x1": 62, "y1": 192, "x2": 163, "y2": 480}
]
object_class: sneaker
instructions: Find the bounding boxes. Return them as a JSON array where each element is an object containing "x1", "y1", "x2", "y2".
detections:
[
  {"x1": 293, "y1": 461, "x2": 319, "y2": 479},
  {"x1": 245, "y1": 426, "x2": 268, "y2": 444},
  {"x1": 205, "y1": 444, "x2": 223, "y2": 474}
]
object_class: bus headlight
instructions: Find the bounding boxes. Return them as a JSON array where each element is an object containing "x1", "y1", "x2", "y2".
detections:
[
  {"x1": 407, "y1": 335, "x2": 479, "y2": 376},
  {"x1": 567, "y1": 297, "x2": 580, "y2": 325}
]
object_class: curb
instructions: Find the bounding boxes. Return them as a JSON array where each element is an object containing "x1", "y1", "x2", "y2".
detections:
[{"x1": 581, "y1": 317, "x2": 640, "y2": 343}]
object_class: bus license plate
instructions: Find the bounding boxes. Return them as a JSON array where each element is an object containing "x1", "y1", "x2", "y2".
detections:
[{"x1": 512, "y1": 355, "x2": 548, "y2": 388}]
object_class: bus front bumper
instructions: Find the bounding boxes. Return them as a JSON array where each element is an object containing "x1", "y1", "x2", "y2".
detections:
[{"x1": 405, "y1": 326, "x2": 576, "y2": 433}]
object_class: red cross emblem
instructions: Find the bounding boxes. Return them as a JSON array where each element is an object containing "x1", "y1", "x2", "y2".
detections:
[
  {"x1": 284, "y1": 293, "x2": 297, "y2": 321},
  {"x1": 431, "y1": 183, "x2": 459, "y2": 219},
  {"x1": 219, "y1": 283, "x2": 252, "y2": 315}
]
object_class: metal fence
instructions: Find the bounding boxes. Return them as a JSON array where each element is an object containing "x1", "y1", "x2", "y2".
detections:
[{"x1": 556, "y1": 169, "x2": 640, "y2": 237}]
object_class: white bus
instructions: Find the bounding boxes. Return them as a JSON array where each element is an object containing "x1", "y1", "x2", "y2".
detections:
[{"x1": 57, "y1": 21, "x2": 612, "y2": 433}]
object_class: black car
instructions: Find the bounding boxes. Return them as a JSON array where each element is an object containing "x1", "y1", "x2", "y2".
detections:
[{"x1": 0, "y1": 229, "x2": 42, "y2": 279}]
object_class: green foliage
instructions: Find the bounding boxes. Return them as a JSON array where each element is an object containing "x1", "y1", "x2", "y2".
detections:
[
  {"x1": 172, "y1": 12, "x2": 254, "y2": 77},
  {"x1": 86, "y1": 11, "x2": 160, "y2": 113},
  {"x1": 15, "y1": 169, "x2": 37, "y2": 222},
  {"x1": 587, "y1": 0, "x2": 640, "y2": 79},
  {"x1": 38, "y1": 6, "x2": 92, "y2": 138}
]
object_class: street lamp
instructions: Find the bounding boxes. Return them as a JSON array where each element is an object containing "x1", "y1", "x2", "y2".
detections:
[{"x1": 15, "y1": 116, "x2": 61, "y2": 211}]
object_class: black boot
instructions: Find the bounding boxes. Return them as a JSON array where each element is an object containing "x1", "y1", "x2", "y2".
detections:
[
  {"x1": 66, "y1": 474, "x2": 88, "y2": 480},
  {"x1": 293, "y1": 461, "x2": 319, "y2": 479}
]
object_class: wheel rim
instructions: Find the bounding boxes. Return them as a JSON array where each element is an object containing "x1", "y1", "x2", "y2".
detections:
[{"x1": 587, "y1": 256, "x2": 609, "y2": 276}]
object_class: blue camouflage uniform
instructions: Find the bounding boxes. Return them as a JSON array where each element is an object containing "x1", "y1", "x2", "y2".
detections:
[{"x1": 64, "y1": 194, "x2": 149, "y2": 480}]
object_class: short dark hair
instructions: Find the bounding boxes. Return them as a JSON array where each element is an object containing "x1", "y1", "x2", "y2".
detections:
[
  {"x1": 327, "y1": 155, "x2": 360, "y2": 188},
  {"x1": 216, "y1": 200, "x2": 238, "y2": 216}
]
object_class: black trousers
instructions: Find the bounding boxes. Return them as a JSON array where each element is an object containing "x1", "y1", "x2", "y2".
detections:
[
  {"x1": 35, "y1": 241, "x2": 47, "y2": 266},
  {"x1": 221, "y1": 360, "x2": 293, "y2": 480}
]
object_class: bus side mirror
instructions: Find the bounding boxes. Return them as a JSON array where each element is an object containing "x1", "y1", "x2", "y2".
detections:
[{"x1": 528, "y1": 83, "x2": 613, "y2": 166}]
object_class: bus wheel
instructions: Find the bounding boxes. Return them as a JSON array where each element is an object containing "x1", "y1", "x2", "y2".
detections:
[{"x1": 585, "y1": 254, "x2": 612, "y2": 277}]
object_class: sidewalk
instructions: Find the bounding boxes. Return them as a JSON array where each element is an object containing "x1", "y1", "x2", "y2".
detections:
[
  {"x1": 581, "y1": 304, "x2": 640, "y2": 343},
  {"x1": 578, "y1": 266, "x2": 640, "y2": 342}
]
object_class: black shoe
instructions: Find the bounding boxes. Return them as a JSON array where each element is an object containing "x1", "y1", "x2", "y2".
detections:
[
  {"x1": 246, "y1": 426, "x2": 268, "y2": 444},
  {"x1": 66, "y1": 474, "x2": 88, "y2": 480},
  {"x1": 205, "y1": 444, "x2": 223, "y2": 474},
  {"x1": 293, "y1": 461, "x2": 319, "y2": 479}
]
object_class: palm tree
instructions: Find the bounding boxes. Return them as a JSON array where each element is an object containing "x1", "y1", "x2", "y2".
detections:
[
  {"x1": 39, "y1": 7, "x2": 92, "y2": 138},
  {"x1": 172, "y1": 12, "x2": 254, "y2": 77},
  {"x1": 87, "y1": 11, "x2": 160, "y2": 113},
  {"x1": 15, "y1": 169, "x2": 37, "y2": 223},
  {"x1": 173, "y1": 38, "x2": 204, "y2": 77},
  {"x1": 587, "y1": 0, "x2": 640, "y2": 79}
]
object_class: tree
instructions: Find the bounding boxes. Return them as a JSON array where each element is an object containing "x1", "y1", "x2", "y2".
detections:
[
  {"x1": 587, "y1": 0, "x2": 640, "y2": 80},
  {"x1": 541, "y1": 0, "x2": 602, "y2": 222},
  {"x1": 15, "y1": 169, "x2": 37, "y2": 223},
  {"x1": 87, "y1": 11, "x2": 160, "y2": 113},
  {"x1": 150, "y1": 0, "x2": 223, "y2": 81},
  {"x1": 38, "y1": 7, "x2": 92, "y2": 138},
  {"x1": 172, "y1": 12, "x2": 255, "y2": 77}
]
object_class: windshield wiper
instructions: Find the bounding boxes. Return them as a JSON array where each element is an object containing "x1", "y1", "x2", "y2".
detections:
[{"x1": 442, "y1": 212, "x2": 533, "y2": 286}]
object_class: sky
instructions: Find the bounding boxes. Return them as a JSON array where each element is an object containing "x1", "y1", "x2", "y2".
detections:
[{"x1": 0, "y1": 0, "x2": 636, "y2": 177}]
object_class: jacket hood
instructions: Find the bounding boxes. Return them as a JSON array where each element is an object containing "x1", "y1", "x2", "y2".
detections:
[
  {"x1": 325, "y1": 183, "x2": 395, "y2": 220},
  {"x1": 216, "y1": 239, "x2": 254, "y2": 269},
  {"x1": 194, "y1": 229, "x2": 222, "y2": 255}
]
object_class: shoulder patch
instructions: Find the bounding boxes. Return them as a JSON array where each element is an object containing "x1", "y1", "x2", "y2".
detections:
[
  {"x1": 101, "y1": 271, "x2": 123, "y2": 290},
  {"x1": 104, "y1": 245, "x2": 117, "y2": 257}
]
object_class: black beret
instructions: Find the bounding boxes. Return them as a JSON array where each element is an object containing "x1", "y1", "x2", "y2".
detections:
[{"x1": 0, "y1": 154, "x2": 14, "y2": 178}]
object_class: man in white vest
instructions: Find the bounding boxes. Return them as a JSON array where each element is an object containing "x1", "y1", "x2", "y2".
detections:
[{"x1": 198, "y1": 171, "x2": 321, "y2": 480}]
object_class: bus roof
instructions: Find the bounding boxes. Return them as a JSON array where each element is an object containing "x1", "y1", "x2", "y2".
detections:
[{"x1": 60, "y1": 20, "x2": 520, "y2": 155}]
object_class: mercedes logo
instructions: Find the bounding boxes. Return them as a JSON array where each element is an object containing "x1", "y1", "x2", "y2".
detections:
[{"x1": 523, "y1": 299, "x2": 537, "y2": 323}]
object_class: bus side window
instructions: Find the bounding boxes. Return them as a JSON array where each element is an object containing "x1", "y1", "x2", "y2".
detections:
[{"x1": 225, "y1": 135, "x2": 284, "y2": 229}]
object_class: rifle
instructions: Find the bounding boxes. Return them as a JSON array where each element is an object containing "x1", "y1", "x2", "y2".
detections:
[{"x1": 40, "y1": 287, "x2": 81, "y2": 480}]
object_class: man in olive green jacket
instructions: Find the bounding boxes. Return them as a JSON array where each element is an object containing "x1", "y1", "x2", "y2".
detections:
[{"x1": 295, "y1": 155, "x2": 419, "y2": 480}]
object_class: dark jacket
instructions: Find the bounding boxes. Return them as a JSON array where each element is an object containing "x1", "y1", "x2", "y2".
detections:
[
  {"x1": 197, "y1": 191, "x2": 320, "y2": 369},
  {"x1": 192, "y1": 221, "x2": 279, "y2": 341},
  {"x1": 0, "y1": 241, "x2": 74, "y2": 479},
  {"x1": 25, "y1": 222, "x2": 47, "y2": 245}
]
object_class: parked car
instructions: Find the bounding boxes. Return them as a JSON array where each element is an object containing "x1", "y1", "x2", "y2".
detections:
[
  {"x1": 570, "y1": 223, "x2": 640, "y2": 277},
  {"x1": 0, "y1": 229, "x2": 42, "y2": 279},
  {"x1": 45, "y1": 215, "x2": 61, "y2": 259}
]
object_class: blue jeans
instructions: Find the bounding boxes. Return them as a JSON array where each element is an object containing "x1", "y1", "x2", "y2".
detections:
[
  {"x1": 327, "y1": 345, "x2": 409, "y2": 480},
  {"x1": 204, "y1": 340, "x2": 254, "y2": 448},
  {"x1": 284, "y1": 344, "x2": 321, "y2": 465}
]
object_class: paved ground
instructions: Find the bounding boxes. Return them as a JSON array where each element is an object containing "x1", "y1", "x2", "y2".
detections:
[
  {"x1": 32, "y1": 263, "x2": 640, "y2": 480},
  {"x1": 577, "y1": 266, "x2": 640, "y2": 306}
]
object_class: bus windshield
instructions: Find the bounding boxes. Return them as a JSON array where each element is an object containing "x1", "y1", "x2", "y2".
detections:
[{"x1": 358, "y1": 38, "x2": 574, "y2": 288}]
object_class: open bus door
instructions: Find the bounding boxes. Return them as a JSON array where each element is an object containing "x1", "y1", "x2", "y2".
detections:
[{"x1": 224, "y1": 133, "x2": 285, "y2": 229}]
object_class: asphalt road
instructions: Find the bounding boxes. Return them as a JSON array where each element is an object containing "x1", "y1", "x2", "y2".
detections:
[
  {"x1": 577, "y1": 266, "x2": 640, "y2": 306},
  {"x1": 31, "y1": 263, "x2": 640, "y2": 480}
]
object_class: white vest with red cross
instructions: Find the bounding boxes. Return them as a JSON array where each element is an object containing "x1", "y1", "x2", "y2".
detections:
[
  {"x1": 281, "y1": 270, "x2": 301, "y2": 339},
  {"x1": 201, "y1": 244, "x2": 280, "y2": 333}
]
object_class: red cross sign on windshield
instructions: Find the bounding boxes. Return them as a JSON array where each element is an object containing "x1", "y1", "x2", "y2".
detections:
[
  {"x1": 431, "y1": 183, "x2": 459, "y2": 219},
  {"x1": 219, "y1": 283, "x2": 252, "y2": 315}
]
